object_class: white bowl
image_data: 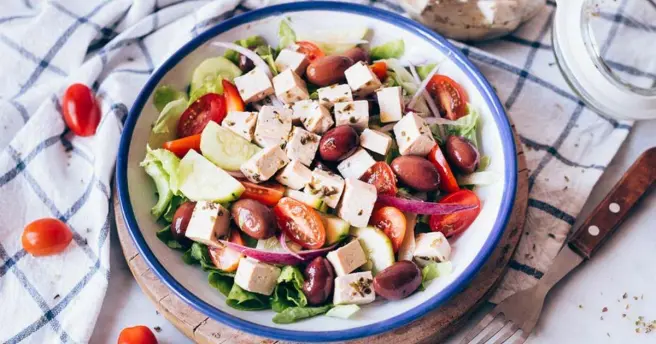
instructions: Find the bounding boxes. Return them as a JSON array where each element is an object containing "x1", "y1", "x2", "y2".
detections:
[{"x1": 116, "y1": 2, "x2": 517, "y2": 342}]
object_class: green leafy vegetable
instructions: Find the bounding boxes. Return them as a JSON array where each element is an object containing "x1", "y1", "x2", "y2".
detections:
[
  {"x1": 478, "y1": 155, "x2": 491, "y2": 171},
  {"x1": 162, "y1": 195, "x2": 188, "y2": 223},
  {"x1": 143, "y1": 147, "x2": 181, "y2": 195},
  {"x1": 208, "y1": 270, "x2": 235, "y2": 297},
  {"x1": 226, "y1": 284, "x2": 271, "y2": 311},
  {"x1": 148, "y1": 98, "x2": 188, "y2": 150},
  {"x1": 225, "y1": 35, "x2": 268, "y2": 64},
  {"x1": 325, "y1": 304, "x2": 360, "y2": 319},
  {"x1": 254, "y1": 45, "x2": 279, "y2": 76},
  {"x1": 419, "y1": 261, "x2": 453, "y2": 291},
  {"x1": 272, "y1": 266, "x2": 307, "y2": 313},
  {"x1": 182, "y1": 242, "x2": 219, "y2": 271},
  {"x1": 272, "y1": 305, "x2": 333, "y2": 324},
  {"x1": 416, "y1": 63, "x2": 437, "y2": 81},
  {"x1": 141, "y1": 152, "x2": 174, "y2": 219},
  {"x1": 430, "y1": 104, "x2": 480, "y2": 147},
  {"x1": 384, "y1": 141, "x2": 400, "y2": 165},
  {"x1": 153, "y1": 85, "x2": 187, "y2": 112},
  {"x1": 156, "y1": 226, "x2": 185, "y2": 250},
  {"x1": 371, "y1": 39, "x2": 404, "y2": 60},
  {"x1": 279, "y1": 20, "x2": 296, "y2": 49}
]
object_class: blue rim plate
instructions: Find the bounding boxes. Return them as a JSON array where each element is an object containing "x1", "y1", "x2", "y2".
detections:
[{"x1": 117, "y1": 1, "x2": 517, "y2": 342}]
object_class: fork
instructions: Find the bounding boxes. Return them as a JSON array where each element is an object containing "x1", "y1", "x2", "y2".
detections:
[{"x1": 460, "y1": 147, "x2": 656, "y2": 344}]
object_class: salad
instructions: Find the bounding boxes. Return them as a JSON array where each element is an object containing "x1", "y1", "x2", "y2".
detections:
[{"x1": 141, "y1": 20, "x2": 491, "y2": 324}]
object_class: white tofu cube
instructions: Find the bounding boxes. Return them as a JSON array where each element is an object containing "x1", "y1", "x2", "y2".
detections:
[
  {"x1": 393, "y1": 112, "x2": 436, "y2": 156},
  {"x1": 413, "y1": 232, "x2": 451, "y2": 266},
  {"x1": 360, "y1": 129, "x2": 392, "y2": 156},
  {"x1": 253, "y1": 105, "x2": 292, "y2": 147},
  {"x1": 326, "y1": 240, "x2": 368, "y2": 276},
  {"x1": 272, "y1": 69, "x2": 310, "y2": 104},
  {"x1": 376, "y1": 86, "x2": 404, "y2": 123},
  {"x1": 184, "y1": 201, "x2": 230, "y2": 246},
  {"x1": 337, "y1": 178, "x2": 377, "y2": 228},
  {"x1": 305, "y1": 169, "x2": 345, "y2": 208},
  {"x1": 334, "y1": 100, "x2": 369, "y2": 131},
  {"x1": 233, "y1": 67, "x2": 273, "y2": 104},
  {"x1": 344, "y1": 61, "x2": 382, "y2": 97},
  {"x1": 295, "y1": 100, "x2": 334, "y2": 134},
  {"x1": 240, "y1": 145, "x2": 289, "y2": 183},
  {"x1": 275, "y1": 160, "x2": 312, "y2": 190},
  {"x1": 290, "y1": 99, "x2": 311, "y2": 124},
  {"x1": 274, "y1": 49, "x2": 309, "y2": 76},
  {"x1": 333, "y1": 271, "x2": 376, "y2": 305},
  {"x1": 337, "y1": 148, "x2": 376, "y2": 179},
  {"x1": 234, "y1": 257, "x2": 281, "y2": 295},
  {"x1": 222, "y1": 111, "x2": 258, "y2": 141},
  {"x1": 285, "y1": 127, "x2": 320, "y2": 166},
  {"x1": 317, "y1": 84, "x2": 353, "y2": 109}
]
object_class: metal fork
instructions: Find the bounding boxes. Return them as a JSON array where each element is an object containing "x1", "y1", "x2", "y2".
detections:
[{"x1": 460, "y1": 147, "x2": 656, "y2": 344}]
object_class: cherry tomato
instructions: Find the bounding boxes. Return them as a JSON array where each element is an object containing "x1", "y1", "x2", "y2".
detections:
[
  {"x1": 162, "y1": 134, "x2": 201, "y2": 158},
  {"x1": 370, "y1": 61, "x2": 387, "y2": 80},
  {"x1": 274, "y1": 197, "x2": 326, "y2": 249},
  {"x1": 360, "y1": 162, "x2": 398, "y2": 196},
  {"x1": 117, "y1": 325, "x2": 158, "y2": 344},
  {"x1": 370, "y1": 207, "x2": 406, "y2": 253},
  {"x1": 209, "y1": 229, "x2": 244, "y2": 272},
  {"x1": 426, "y1": 75, "x2": 468, "y2": 120},
  {"x1": 61, "y1": 83, "x2": 101, "y2": 137},
  {"x1": 21, "y1": 218, "x2": 73, "y2": 256},
  {"x1": 222, "y1": 79, "x2": 245, "y2": 112},
  {"x1": 427, "y1": 144, "x2": 460, "y2": 193},
  {"x1": 296, "y1": 41, "x2": 325, "y2": 62},
  {"x1": 429, "y1": 190, "x2": 481, "y2": 237},
  {"x1": 240, "y1": 181, "x2": 285, "y2": 206},
  {"x1": 176, "y1": 93, "x2": 226, "y2": 138}
]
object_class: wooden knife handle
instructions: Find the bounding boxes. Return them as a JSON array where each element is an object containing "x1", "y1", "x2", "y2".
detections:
[{"x1": 568, "y1": 147, "x2": 656, "y2": 259}]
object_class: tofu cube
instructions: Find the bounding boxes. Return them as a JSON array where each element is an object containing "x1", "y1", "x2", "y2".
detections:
[
  {"x1": 285, "y1": 127, "x2": 320, "y2": 166},
  {"x1": 234, "y1": 257, "x2": 281, "y2": 296},
  {"x1": 333, "y1": 271, "x2": 376, "y2": 305},
  {"x1": 290, "y1": 99, "x2": 311, "y2": 124},
  {"x1": 296, "y1": 100, "x2": 334, "y2": 134},
  {"x1": 240, "y1": 145, "x2": 289, "y2": 183},
  {"x1": 305, "y1": 169, "x2": 345, "y2": 208},
  {"x1": 359, "y1": 129, "x2": 392, "y2": 156},
  {"x1": 253, "y1": 105, "x2": 292, "y2": 147},
  {"x1": 326, "y1": 240, "x2": 368, "y2": 276},
  {"x1": 376, "y1": 86, "x2": 404, "y2": 123},
  {"x1": 337, "y1": 178, "x2": 377, "y2": 228},
  {"x1": 272, "y1": 69, "x2": 310, "y2": 104},
  {"x1": 334, "y1": 100, "x2": 369, "y2": 131},
  {"x1": 393, "y1": 112, "x2": 436, "y2": 156},
  {"x1": 337, "y1": 148, "x2": 376, "y2": 179},
  {"x1": 413, "y1": 232, "x2": 451, "y2": 267},
  {"x1": 274, "y1": 49, "x2": 309, "y2": 76},
  {"x1": 344, "y1": 61, "x2": 382, "y2": 97},
  {"x1": 184, "y1": 201, "x2": 230, "y2": 246},
  {"x1": 275, "y1": 160, "x2": 312, "y2": 190},
  {"x1": 233, "y1": 67, "x2": 273, "y2": 104},
  {"x1": 222, "y1": 111, "x2": 258, "y2": 141},
  {"x1": 317, "y1": 84, "x2": 353, "y2": 109}
]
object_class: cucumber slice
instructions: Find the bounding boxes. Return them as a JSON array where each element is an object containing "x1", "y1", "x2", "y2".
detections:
[
  {"x1": 350, "y1": 226, "x2": 395, "y2": 276},
  {"x1": 191, "y1": 57, "x2": 242, "y2": 94},
  {"x1": 178, "y1": 150, "x2": 245, "y2": 202},
  {"x1": 325, "y1": 305, "x2": 360, "y2": 319},
  {"x1": 256, "y1": 236, "x2": 302, "y2": 253},
  {"x1": 284, "y1": 189, "x2": 325, "y2": 210},
  {"x1": 321, "y1": 214, "x2": 350, "y2": 245},
  {"x1": 200, "y1": 121, "x2": 260, "y2": 171}
]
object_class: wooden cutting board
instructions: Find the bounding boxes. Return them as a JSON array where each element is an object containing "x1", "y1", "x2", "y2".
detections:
[{"x1": 113, "y1": 124, "x2": 529, "y2": 344}]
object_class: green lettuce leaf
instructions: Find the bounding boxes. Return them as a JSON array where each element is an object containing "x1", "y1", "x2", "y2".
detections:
[
  {"x1": 430, "y1": 104, "x2": 480, "y2": 147},
  {"x1": 141, "y1": 156, "x2": 173, "y2": 219},
  {"x1": 254, "y1": 45, "x2": 279, "y2": 76},
  {"x1": 371, "y1": 39, "x2": 404, "y2": 60},
  {"x1": 419, "y1": 261, "x2": 453, "y2": 291},
  {"x1": 162, "y1": 195, "x2": 188, "y2": 223},
  {"x1": 224, "y1": 35, "x2": 268, "y2": 65},
  {"x1": 279, "y1": 20, "x2": 296, "y2": 49},
  {"x1": 153, "y1": 85, "x2": 187, "y2": 112},
  {"x1": 181, "y1": 242, "x2": 220, "y2": 272},
  {"x1": 142, "y1": 146, "x2": 181, "y2": 195},
  {"x1": 272, "y1": 305, "x2": 333, "y2": 324},
  {"x1": 208, "y1": 270, "x2": 235, "y2": 297},
  {"x1": 188, "y1": 76, "x2": 224, "y2": 104},
  {"x1": 271, "y1": 266, "x2": 307, "y2": 313},
  {"x1": 148, "y1": 98, "x2": 188, "y2": 150},
  {"x1": 226, "y1": 284, "x2": 271, "y2": 311},
  {"x1": 416, "y1": 63, "x2": 437, "y2": 81},
  {"x1": 155, "y1": 226, "x2": 185, "y2": 250}
]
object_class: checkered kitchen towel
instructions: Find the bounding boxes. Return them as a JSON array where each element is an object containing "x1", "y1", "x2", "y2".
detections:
[{"x1": 0, "y1": 0, "x2": 650, "y2": 342}]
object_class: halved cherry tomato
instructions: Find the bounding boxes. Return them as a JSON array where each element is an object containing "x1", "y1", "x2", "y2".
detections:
[
  {"x1": 162, "y1": 134, "x2": 201, "y2": 158},
  {"x1": 209, "y1": 229, "x2": 244, "y2": 272},
  {"x1": 176, "y1": 93, "x2": 226, "y2": 137},
  {"x1": 118, "y1": 325, "x2": 158, "y2": 344},
  {"x1": 429, "y1": 190, "x2": 481, "y2": 237},
  {"x1": 62, "y1": 83, "x2": 101, "y2": 137},
  {"x1": 222, "y1": 79, "x2": 245, "y2": 112},
  {"x1": 240, "y1": 181, "x2": 285, "y2": 206},
  {"x1": 296, "y1": 41, "x2": 325, "y2": 62},
  {"x1": 370, "y1": 207, "x2": 406, "y2": 253},
  {"x1": 370, "y1": 61, "x2": 387, "y2": 80},
  {"x1": 21, "y1": 218, "x2": 73, "y2": 256},
  {"x1": 274, "y1": 197, "x2": 326, "y2": 249},
  {"x1": 426, "y1": 75, "x2": 468, "y2": 120},
  {"x1": 360, "y1": 162, "x2": 398, "y2": 196},
  {"x1": 428, "y1": 144, "x2": 460, "y2": 193}
]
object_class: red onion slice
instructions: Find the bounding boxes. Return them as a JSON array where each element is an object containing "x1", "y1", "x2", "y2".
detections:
[
  {"x1": 376, "y1": 194, "x2": 477, "y2": 215},
  {"x1": 279, "y1": 233, "x2": 304, "y2": 260},
  {"x1": 220, "y1": 240, "x2": 337, "y2": 265}
]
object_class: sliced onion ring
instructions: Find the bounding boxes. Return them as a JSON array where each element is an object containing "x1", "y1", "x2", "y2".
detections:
[
  {"x1": 376, "y1": 194, "x2": 477, "y2": 215},
  {"x1": 220, "y1": 240, "x2": 337, "y2": 265},
  {"x1": 407, "y1": 63, "x2": 440, "y2": 110},
  {"x1": 279, "y1": 232, "x2": 304, "y2": 260},
  {"x1": 409, "y1": 64, "x2": 441, "y2": 118},
  {"x1": 210, "y1": 41, "x2": 272, "y2": 78}
]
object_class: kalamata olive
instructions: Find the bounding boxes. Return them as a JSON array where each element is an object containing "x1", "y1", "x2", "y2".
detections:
[
  {"x1": 343, "y1": 47, "x2": 370, "y2": 64},
  {"x1": 318, "y1": 125, "x2": 360, "y2": 162},
  {"x1": 306, "y1": 56, "x2": 354, "y2": 87},
  {"x1": 302, "y1": 257, "x2": 335, "y2": 305},
  {"x1": 391, "y1": 156, "x2": 440, "y2": 192},
  {"x1": 373, "y1": 261, "x2": 422, "y2": 300},
  {"x1": 445, "y1": 135, "x2": 480, "y2": 174},
  {"x1": 238, "y1": 53, "x2": 254, "y2": 73},
  {"x1": 171, "y1": 201, "x2": 196, "y2": 241},
  {"x1": 230, "y1": 199, "x2": 276, "y2": 239}
]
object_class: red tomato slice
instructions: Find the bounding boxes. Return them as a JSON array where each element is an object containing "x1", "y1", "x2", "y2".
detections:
[
  {"x1": 429, "y1": 190, "x2": 481, "y2": 237},
  {"x1": 209, "y1": 229, "x2": 244, "y2": 272},
  {"x1": 426, "y1": 75, "x2": 468, "y2": 120},
  {"x1": 360, "y1": 162, "x2": 398, "y2": 196},
  {"x1": 22, "y1": 218, "x2": 73, "y2": 256},
  {"x1": 370, "y1": 206, "x2": 406, "y2": 253},
  {"x1": 274, "y1": 197, "x2": 326, "y2": 249},
  {"x1": 370, "y1": 61, "x2": 387, "y2": 80},
  {"x1": 118, "y1": 326, "x2": 158, "y2": 344},
  {"x1": 62, "y1": 83, "x2": 101, "y2": 137},
  {"x1": 176, "y1": 93, "x2": 226, "y2": 137},
  {"x1": 222, "y1": 79, "x2": 245, "y2": 112},
  {"x1": 162, "y1": 134, "x2": 201, "y2": 158},
  {"x1": 240, "y1": 181, "x2": 285, "y2": 206},
  {"x1": 427, "y1": 144, "x2": 460, "y2": 193},
  {"x1": 296, "y1": 41, "x2": 325, "y2": 62}
]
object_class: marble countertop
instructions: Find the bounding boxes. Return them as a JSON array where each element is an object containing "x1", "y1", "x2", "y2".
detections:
[{"x1": 91, "y1": 120, "x2": 656, "y2": 344}]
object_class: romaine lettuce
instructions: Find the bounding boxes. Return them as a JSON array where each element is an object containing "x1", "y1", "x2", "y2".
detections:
[
  {"x1": 279, "y1": 20, "x2": 296, "y2": 49},
  {"x1": 272, "y1": 266, "x2": 307, "y2": 313},
  {"x1": 371, "y1": 39, "x2": 404, "y2": 60},
  {"x1": 272, "y1": 305, "x2": 332, "y2": 324},
  {"x1": 141, "y1": 148, "x2": 180, "y2": 219},
  {"x1": 226, "y1": 284, "x2": 271, "y2": 311},
  {"x1": 153, "y1": 85, "x2": 187, "y2": 112},
  {"x1": 148, "y1": 98, "x2": 188, "y2": 149},
  {"x1": 224, "y1": 35, "x2": 268, "y2": 65}
]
